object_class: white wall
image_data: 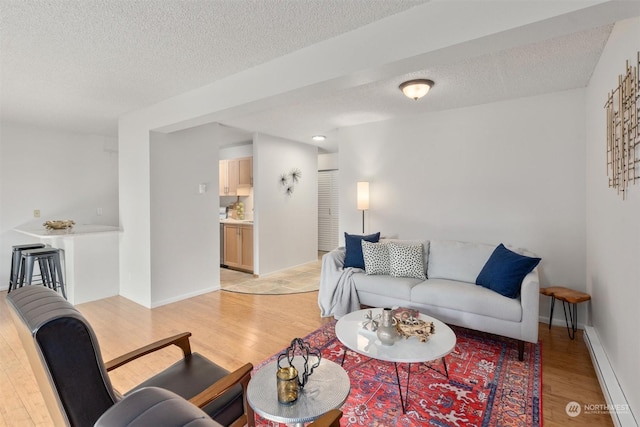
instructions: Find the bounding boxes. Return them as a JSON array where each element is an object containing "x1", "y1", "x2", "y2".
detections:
[
  {"x1": 253, "y1": 133, "x2": 318, "y2": 275},
  {"x1": 338, "y1": 89, "x2": 586, "y2": 322},
  {"x1": 585, "y1": 17, "x2": 639, "y2": 420},
  {"x1": 118, "y1": 1, "x2": 604, "y2": 307},
  {"x1": 0, "y1": 122, "x2": 118, "y2": 291},
  {"x1": 219, "y1": 144, "x2": 252, "y2": 160},
  {"x1": 118, "y1": 115, "x2": 153, "y2": 306},
  {"x1": 318, "y1": 153, "x2": 339, "y2": 171},
  {"x1": 149, "y1": 124, "x2": 220, "y2": 307}
]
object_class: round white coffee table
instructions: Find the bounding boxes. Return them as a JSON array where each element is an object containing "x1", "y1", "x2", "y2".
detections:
[
  {"x1": 335, "y1": 308, "x2": 456, "y2": 412},
  {"x1": 247, "y1": 358, "x2": 350, "y2": 427}
]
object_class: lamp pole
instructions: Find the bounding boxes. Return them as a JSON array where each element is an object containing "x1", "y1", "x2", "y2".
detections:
[{"x1": 357, "y1": 182, "x2": 369, "y2": 234}]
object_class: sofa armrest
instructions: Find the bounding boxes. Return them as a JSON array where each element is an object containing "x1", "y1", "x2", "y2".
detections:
[
  {"x1": 324, "y1": 247, "x2": 346, "y2": 267},
  {"x1": 519, "y1": 268, "x2": 540, "y2": 343},
  {"x1": 318, "y1": 247, "x2": 353, "y2": 318}
]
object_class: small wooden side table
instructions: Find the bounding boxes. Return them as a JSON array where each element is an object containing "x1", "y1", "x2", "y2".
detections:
[{"x1": 540, "y1": 286, "x2": 591, "y2": 340}]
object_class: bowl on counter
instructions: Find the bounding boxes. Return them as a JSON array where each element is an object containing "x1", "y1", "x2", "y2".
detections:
[{"x1": 43, "y1": 220, "x2": 75, "y2": 230}]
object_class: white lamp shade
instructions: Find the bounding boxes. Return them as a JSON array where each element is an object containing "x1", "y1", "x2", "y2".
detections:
[{"x1": 357, "y1": 181, "x2": 369, "y2": 210}]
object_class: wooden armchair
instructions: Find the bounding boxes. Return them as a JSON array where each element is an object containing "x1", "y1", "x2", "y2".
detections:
[{"x1": 7, "y1": 286, "x2": 254, "y2": 427}]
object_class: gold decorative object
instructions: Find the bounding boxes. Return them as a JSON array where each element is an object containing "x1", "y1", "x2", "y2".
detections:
[
  {"x1": 43, "y1": 220, "x2": 75, "y2": 230},
  {"x1": 276, "y1": 366, "x2": 298, "y2": 404},
  {"x1": 605, "y1": 51, "x2": 640, "y2": 199}
]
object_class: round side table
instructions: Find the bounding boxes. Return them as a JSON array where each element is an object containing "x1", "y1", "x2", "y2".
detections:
[{"x1": 247, "y1": 358, "x2": 349, "y2": 427}]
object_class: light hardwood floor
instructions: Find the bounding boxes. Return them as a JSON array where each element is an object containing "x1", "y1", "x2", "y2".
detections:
[{"x1": 0, "y1": 272, "x2": 613, "y2": 426}]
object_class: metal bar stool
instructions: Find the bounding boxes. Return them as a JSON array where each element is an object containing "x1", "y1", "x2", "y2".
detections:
[
  {"x1": 8, "y1": 243, "x2": 46, "y2": 293},
  {"x1": 18, "y1": 248, "x2": 67, "y2": 299}
]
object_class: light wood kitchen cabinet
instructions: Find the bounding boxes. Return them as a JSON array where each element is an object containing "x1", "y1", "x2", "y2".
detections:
[
  {"x1": 223, "y1": 223, "x2": 253, "y2": 272},
  {"x1": 219, "y1": 157, "x2": 253, "y2": 196},
  {"x1": 237, "y1": 157, "x2": 252, "y2": 187}
]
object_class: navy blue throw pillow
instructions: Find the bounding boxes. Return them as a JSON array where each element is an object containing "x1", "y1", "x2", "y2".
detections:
[
  {"x1": 344, "y1": 232, "x2": 381, "y2": 269},
  {"x1": 476, "y1": 243, "x2": 541, "y2": 298}
]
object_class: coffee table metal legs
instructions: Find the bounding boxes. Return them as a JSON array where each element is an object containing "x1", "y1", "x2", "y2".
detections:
[
  {"x1": 394, "y1": 363, "x2": 410, "y2": 413},
  {"x1": 342, "y1": 348, "x2": 449, "y2": 414},
  {"x1": 394, "y1": 358, "x2": 449, "y2": 413}
]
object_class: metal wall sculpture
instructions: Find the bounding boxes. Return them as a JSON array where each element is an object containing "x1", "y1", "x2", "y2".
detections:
[{"x1": 605, "y1": 52, "x2": 640, "y2": 199}]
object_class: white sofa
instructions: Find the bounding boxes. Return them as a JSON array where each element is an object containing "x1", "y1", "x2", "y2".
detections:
[{"x1": 318, "y1": 239, "x2": 540, "y2": 360}]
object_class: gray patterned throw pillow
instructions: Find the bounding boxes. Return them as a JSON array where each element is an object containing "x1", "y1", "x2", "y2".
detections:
[
  {"x1": 361, "y1": 240, "x2": 390, "y2": 275},
  {"x1": 388, "y1": 242, "x2": 426, "y2": 279}
]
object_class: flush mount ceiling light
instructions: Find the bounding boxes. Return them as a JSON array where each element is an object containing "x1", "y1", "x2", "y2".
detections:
[
  {"x1": 399, "y1": 79, "x2": 434, "y2": 100},
  {"x1": 312, "y1": 135, "x2": 326, "y2": 142}
]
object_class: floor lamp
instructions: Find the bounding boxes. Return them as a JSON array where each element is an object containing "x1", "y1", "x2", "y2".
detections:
[{"x1": 357, "y1": 182, "x2": 369, "y2": 234}]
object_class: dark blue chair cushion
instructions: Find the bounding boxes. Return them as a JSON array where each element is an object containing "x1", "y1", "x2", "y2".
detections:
[
  {"x1": 476, "y1": 243, "x2": 541, "y2": 298},
  {"x1": 344, "y1": 232, "x2": 381, "y2": 269}
]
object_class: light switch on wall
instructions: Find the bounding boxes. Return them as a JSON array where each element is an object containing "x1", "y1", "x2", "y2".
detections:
[
  {"x1": 33, "y1": 209, "x2": 40, "y2": 218},
  {"x1": 198, "y1": 183, "x2": 207, "y2": 194}
]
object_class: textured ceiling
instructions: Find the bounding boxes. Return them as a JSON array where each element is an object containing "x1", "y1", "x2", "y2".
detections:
[
  {"x1": 0, "y1": 1, "x2": 638, "y2": 153},
  {"x1": 0, "y1": 0, "x2": 427, "y2": 136},
  {"x1": 222, "y1": 24, "x2": 614, "y2": 151}
]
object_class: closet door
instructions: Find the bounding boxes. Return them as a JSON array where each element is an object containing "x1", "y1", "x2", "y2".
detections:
[{"x1": 318, "y1": 170, "x2": 339, "y2": 252}]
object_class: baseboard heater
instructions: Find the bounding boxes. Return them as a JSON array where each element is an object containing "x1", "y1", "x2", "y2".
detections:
[{"x1": 584, "y1": 326, "x2": 637, "y2": 427}]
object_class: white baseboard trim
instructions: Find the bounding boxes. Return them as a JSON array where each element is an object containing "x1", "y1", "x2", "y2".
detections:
[
  {"x1": 150, "y1": 285, "x2": 220, "y2": 308},
  {"x1": 538, "y1": 315, "x2": 586, "y2": 330},
  {"x1": 584, "y1": 326, "x2": 637, "y2": 427}
]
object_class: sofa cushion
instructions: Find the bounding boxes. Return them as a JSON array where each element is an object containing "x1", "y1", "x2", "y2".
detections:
[
  {"x1": 476, "y1": 243, "x2": 541, "y2": 298},
  {"x1": 388, "y1": 242, "x2": 426, "y2": 279},
  {"x1": 362, "y1": 241, "x2": 390, "y2": 275},
  {"x1": 344, "y1": 232, "x2": 380, "y2": 269},
  {"x1": 411, "y1": 279, "x2": 522, "y2": 322},
  {"x1": 427, "y1": 240, "x2": 495, "y2": 283},
  {"x1": 353, "y1": 273, "x2": 423, "y2": 301}
]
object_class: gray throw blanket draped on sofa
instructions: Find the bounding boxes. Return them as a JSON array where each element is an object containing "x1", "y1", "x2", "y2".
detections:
[{"x1": 318, "y1": 247, "x2": 361, "y2": 318}]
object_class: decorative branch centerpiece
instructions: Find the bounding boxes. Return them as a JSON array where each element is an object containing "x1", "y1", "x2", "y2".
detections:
[{"x1": 393, "y1": 307, "x2": 435, "y2": 343}]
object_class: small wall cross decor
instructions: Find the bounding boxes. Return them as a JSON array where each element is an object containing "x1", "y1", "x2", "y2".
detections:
[{"x1": 605, "y1": 51, "x2": 640, "y2": 199}]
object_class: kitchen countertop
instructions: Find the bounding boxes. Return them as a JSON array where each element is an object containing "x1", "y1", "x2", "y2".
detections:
[
  {"x1": 220, "y1": 219, "x2": 253, "y2": 224},
  {"x1": 14, "y1": 224, "x2": 123, "y2": 238}
]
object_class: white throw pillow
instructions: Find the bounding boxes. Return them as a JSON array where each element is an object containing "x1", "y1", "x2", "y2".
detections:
[
  {"x1": 388, "y1": 242, "x2": 426, "y2": 279},
  {"x1": 362, "y1": 240, "x2": 390, "y2": 275}
]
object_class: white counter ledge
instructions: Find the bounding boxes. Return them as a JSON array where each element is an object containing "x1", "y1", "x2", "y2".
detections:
[
  {"x1": 14, "y1": 224, "x2": 122, "y2": 305},
  {"x1": 220, "y1": 219, "x2": 253, "y2": 224},
  {"x1": 15, "y1": 224, "x2": 122, "y2": 238}
]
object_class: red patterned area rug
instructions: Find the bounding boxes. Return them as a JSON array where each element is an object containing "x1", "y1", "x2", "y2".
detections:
[{"x1": 255, "y1": 320, "x2": 541, "y2": 427}]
